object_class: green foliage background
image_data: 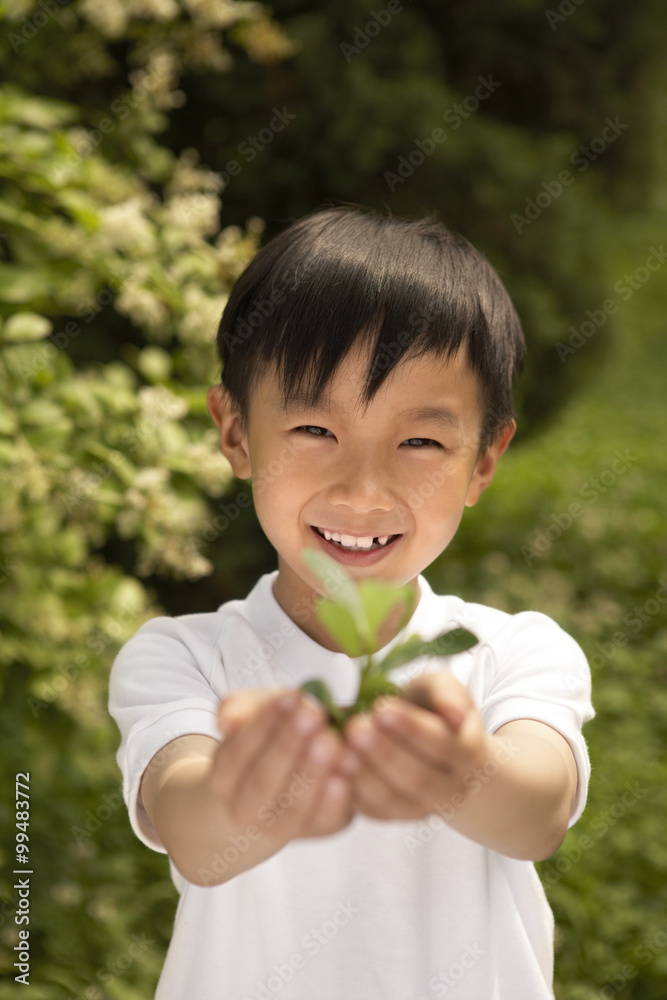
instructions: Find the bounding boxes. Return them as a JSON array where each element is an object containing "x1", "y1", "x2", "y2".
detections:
[{"x1": 0, "y1": 1, "x2": 665, "y2": 997}]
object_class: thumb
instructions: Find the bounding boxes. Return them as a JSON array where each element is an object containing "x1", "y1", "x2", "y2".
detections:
[
  {"x1": 400, "y1": 672, "x2": 469, "y2": 732},
  {"x1": 434, "y1": 699, "x2": 465, "y2": 732},
  {"x1": 217, "y1": 687, "x2": 296, "y2": 737},
  {"x1": 217, "y1": 712, "x2": 244, "y2": 739}
]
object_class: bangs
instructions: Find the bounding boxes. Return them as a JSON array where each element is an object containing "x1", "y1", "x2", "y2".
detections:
[{"x1": 216, "y1": 205, "x2": 525, "y2": 443}]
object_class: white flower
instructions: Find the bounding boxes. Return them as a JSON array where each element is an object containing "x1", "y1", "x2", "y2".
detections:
[
  {"x1": 177, "y1": 286, "x2": 224, "y2": 344},
  {"x1": 78, "y1": 0, "x2": 128, "y2": 37},
  {"x1": 181, "y1": 432, "x2": 234, "y2": 495},
  {"x1": 137, "y1": 386, "x2": 189, "y2": 423},
  {"x1": 130, "y1": 466, "x2": 172, "y2": 494},
  {"x1": 12, "y1": 440, "x2": 51, "y2": 502},
  {"x1": 115, "y1": 283, "x2": 170, "y2": 332},
  {"x1": 128, "y1": 0, "x2": 180, "y2": 21},
  {"x1": 167, "y1": 148, "x2": 224, "y2": 194},
  {"x1": 183, "y1": 0, "x2": 261, "y2": 29},
  {"x1": 163, "y1": 192, "x2": 221, "y2": 237},
  {"x1": 98, "y1": 197, "x2": 158, "y2": 256}
]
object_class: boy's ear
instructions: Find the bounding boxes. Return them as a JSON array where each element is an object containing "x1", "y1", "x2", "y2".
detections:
[
  {"x1": 206, "y1": 385, "x2": 253, "y2": 480},
  {"x1": 464, "y1": 420, "x2": 516, "y2": 508}
]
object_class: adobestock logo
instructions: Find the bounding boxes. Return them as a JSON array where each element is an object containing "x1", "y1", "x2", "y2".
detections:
[
  {"x1": 521, "y1": 449, "x2": 639, "y2": 566},
  {"x1": 216, "y1": 108, "x2": 297, "y2": 189},
  {"x1": 417, "y1": 942, "x2": 486, "y2": 1000},
  {"x1": 511, "y1": 116, "x2": 629, "y2": 234},
  {"x1": 597, "y1": 922, "x2": 667, "y2": 1000},
  {"x1": 563, "y1": 577, "x2": 667, "y2": 691},
  {"x1": 222, "y1": 258, "x2": 316, "y2": 355},
  {"x1": 539, "y1": 781, "x2": 648, "y2": 890},
  {"x1": 8, "y1": 0, "x2": 73, "y2": 53},
  {"x1": 340, "y1": 1, "x2": 410, "y2": 62},
  {"x1": 238, "y1": 900, "x2": 359, "y2": 1000},
  {"x1": 545, "y1": 0, "x2": 587, "y2": 31},
  {"x1": 404, "y1": 738, "x2": 521, "y2": 855},
  {"x1": 385, "y1": 76, "x2": 501, "y2": 192},
  {"x1": 196, "y1": 770, "x2": 315, "y2": 887},
  {"x1": 556, "y1": 246, "x2": 667, "y2": 363}
]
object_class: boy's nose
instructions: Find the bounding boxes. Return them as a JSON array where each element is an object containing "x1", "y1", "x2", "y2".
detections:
[{"x1": 325, "y1": 449, "x2": 395, "y2": 511}]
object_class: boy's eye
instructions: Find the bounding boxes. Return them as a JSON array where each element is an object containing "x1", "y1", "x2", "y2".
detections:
[
  {"x1": 296, "y1": 425, "x2": 333, "y2": 438},
  {"x1": 295, "y1": 427, "x2": 442, "y2": 449},
  {"x1": 402, "y1": 438, "x2": 442, "y2": 449}
]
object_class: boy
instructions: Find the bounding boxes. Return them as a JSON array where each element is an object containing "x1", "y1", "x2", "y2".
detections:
[{"x1": 108, "y1": 204, "x2": 595, "y2": 1000}]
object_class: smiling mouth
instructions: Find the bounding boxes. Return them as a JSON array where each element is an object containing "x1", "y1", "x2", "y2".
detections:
[{"x1": 311, "y1": 526, "x2": 402, "y2": 552}]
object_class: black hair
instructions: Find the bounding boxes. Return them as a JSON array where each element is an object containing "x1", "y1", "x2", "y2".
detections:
[{"x1": 215, "y1": 204, "x2": 526, "y2": 452}]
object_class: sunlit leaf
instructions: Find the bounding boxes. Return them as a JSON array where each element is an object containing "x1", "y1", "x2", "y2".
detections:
[
  {"x1": 374, "y1": 628, "x2": 478, "y2": 674},
  {"x1": 315, "y1": 598, "x2": 365, "y2": 657},
  {"x1": 373, "y1": 633, "x2": 431, "y2": 674},
  {"x1": 354, "y1": 673, "x2": 401, "y2": 714},
  {"x1": 300, "y1": 546, "x2": 367, "y2": 636},
  {"x1": 357, "y1": 578, "x2": 415, "y2": 651}
]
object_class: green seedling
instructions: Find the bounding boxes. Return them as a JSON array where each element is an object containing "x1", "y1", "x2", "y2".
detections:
[{"x1": 299, "y1": 548, "x2": 478, "y2": 732}]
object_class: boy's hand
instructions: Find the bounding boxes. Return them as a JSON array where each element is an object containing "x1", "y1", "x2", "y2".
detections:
[
  {"x1": 208, "y1": 688, "x2": 359, "y2": 845},
  {"x1": 342, "y1": 672, "x2": 494, "y2": 821}
]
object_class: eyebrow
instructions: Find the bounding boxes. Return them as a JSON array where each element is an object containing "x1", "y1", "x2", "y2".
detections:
[
  {"x1": 279, "y1": 397, "x2": 461, "y2": 428},
  {"x1": 400, "y1": 405, "x2": 461, "y2": 428}
]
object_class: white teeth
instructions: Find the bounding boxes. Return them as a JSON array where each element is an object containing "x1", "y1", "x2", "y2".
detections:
[
  {"x1": 318, "y1": 528, "x2": 394, "y2": 550},
  {"x1": 322, "y1": 529, "x2": 374, "y2": 549}
]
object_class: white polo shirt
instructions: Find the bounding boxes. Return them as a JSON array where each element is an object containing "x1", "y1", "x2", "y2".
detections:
[{"x1": 108, "y1": 569, "x2": 595, "y2": 1000}]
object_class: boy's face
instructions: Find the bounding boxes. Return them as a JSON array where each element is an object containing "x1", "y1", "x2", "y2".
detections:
[{"x1": 207, "y1": 341, "x2": 514, "y2": 652}]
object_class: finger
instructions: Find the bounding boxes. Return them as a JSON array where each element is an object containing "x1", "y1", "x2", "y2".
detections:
[
  {"x1": 208, "y1": 690, "x2": 301, "y2": 798},
  {"x1": 217, "y1": 687, "x2": 297, "y2": 736},
  {"x1": 233, "y1": 698, "x2": 328, "y2": 825},
  {"x1": 351, "y1": 759, "x2": 430, "y2": 821},
  {"x1": 293, "y1": 731, "x2": 355, "y2": 837},
  {"x1": 400, "y1": 673, "x2": 472, "y2": 731},
  {"x1": 303, "y1": 774, "x2": 355, "y2": 836},
  {"x1": 346, "y1": 717, "x2": 444, "y2": 808},
  {"x1": 373, "y1": 696, "x2": 490, "y2": 780},
  {"x1": 333, "y1": 746, "x2": 361, "y2": 778},
  {"x1": 351, "y1": 699, "x2": 456, "y2": 772}
]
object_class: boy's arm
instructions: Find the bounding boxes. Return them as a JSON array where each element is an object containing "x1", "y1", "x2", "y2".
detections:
[
  {"x1": 439, "y1": 717, "x2": 578, "y2": 861},
  {"x1": 344, "y1": 674, "x2": 580, "y2": 862},
  {"x1": 140, "y1": 689, "x2": 358, "y2": 887},
  {"x1": 140, "y1": 734, "x2": 281, "y2": 885}
]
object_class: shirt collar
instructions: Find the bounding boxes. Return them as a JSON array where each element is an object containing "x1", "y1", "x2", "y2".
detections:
[{"x1": 238, "y1": 569, "x2": 440, "y2": 696}]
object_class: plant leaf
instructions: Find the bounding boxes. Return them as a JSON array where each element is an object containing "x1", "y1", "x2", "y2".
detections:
[
  {"x1": 394, "y1": 584, "x2": 421, "y2": 633},
  {"x1": 300, "y1": 678, "x2": 336, "y2": 713},
  {"x1": 374, "y1": 627, "x2": 478, "y2": 674},
  {"x1": 373, "y1": 633, "x2": 430, "y2": 674},
  {"x1": 300, "y1": 546, "x2": 370, "y2": 649},
  {"x1": 357, "y1": 578, "x2": 416, "y2": 652},
  {"x1": 300, "y1": 546, "x2": 359, "y2": 608},
  {"x1": 315, "y1": 598, "x2": 365, "y2": 657},
  {"x1": 420, "y1": 627, "x2": 479, "y2": 658},
  {"x1": 353, "y1": 673, "x2": 401, "y2": 714},
  {"x1": 300, "y1": 679, "x2": 345, "y2": 728}
]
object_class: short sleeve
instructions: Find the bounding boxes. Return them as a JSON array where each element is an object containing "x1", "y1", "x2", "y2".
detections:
[
  {"x1": 478, "y1": 611, "x2": 595, "y2": 829},
  {"x1": 108, "y1": 617, "x2": 228, "y2": 853}
]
